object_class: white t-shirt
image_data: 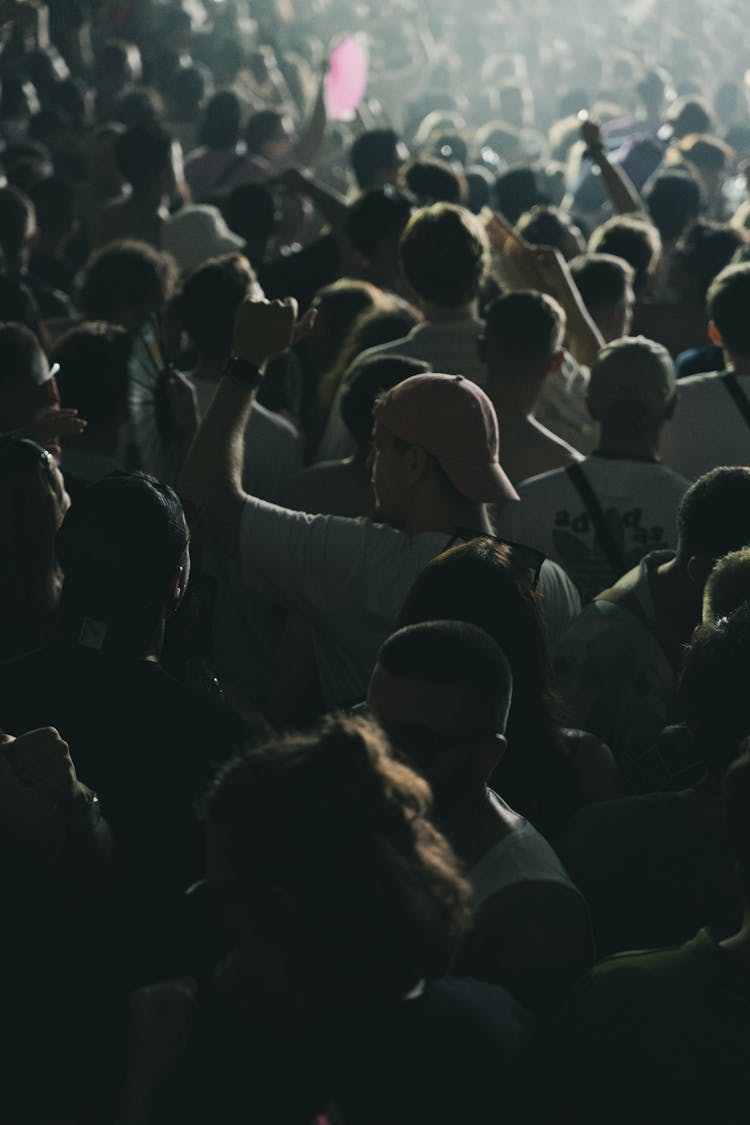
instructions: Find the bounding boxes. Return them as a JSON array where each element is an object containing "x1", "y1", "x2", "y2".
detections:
[
  {"x1": 534, "y1": 352, "x2": 599, "y2": 455},
  {"x1": 496, "y1": 455, "x2": 689, "y2": 604},
  {"x1": 193, "y1": 379, "x2": 303, "y2": 702},
  {"x1": 314, "y1": 318, "x2": 487, "y2": 464},
  {"x1": 469, "y1": 792, "x2": 584, "y2": 908},
  {"x1": 660, "y1": 369, "x2": 750, "y2": 481},
  {"x1": 239, "y1": 498, "x2": 582, "y2": 706}
]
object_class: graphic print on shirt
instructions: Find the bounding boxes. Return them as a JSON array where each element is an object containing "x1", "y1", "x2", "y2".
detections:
[{"x1": 553, "y1": 505, "x2": 668, "y2": 603}]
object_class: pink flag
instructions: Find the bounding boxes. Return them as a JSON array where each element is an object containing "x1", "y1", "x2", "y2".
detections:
[{"x1": 325, "y1": 35, "x2": 369, "y2": 121}]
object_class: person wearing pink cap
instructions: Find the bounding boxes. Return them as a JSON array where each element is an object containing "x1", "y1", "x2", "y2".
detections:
[{"x1": 180, "y1": 298, "x2": 581, "y2": 709}]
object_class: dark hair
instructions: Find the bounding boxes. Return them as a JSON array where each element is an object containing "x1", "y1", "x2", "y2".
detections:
[
  {"x1": 0, "y1": 277, "x2": 39, "y2": 330},
  {"x1": 28, "y1": 175, "x2": 76, "y2": 239},
  {"x1": 494, "y1": 167, "x2": 546, "y2": 225},
  {"x1": 0, "y1": 186, "x2": 34, "y2": 265},
  {"x1": 726, "y1": 747, "x2": 750, "y2": 902},
  {"x1": 704, "y1": 548, "x2": 750, "y2": 621},
  {"x1": 168, "y1": 64, "x2": 209, "y2": 117},
  {"x1": 484, "y1": 290, "x2": 565, "y2": 363},
  {"x1": 115, "y1": 122, "x2": 173, "y2": 188},
  {"x1": 204, "y1": 712, "x2": 472, "y2": 1004},
  {"x1": 400, "y1": 204, "x2": 487, "y2": 308},
  {"x1": 396, "y1": 539, "x2": 576, "y2": 836},
  {"x1": 676, "y1": 467, "x2": 750, "y2": 566},
  {"x1": 318, "y1": 299, "x2": 422, "y2": 412},
  {"x1": 0, "y1": 437, "x2": 63, "y2": 659},
  {"x1": 81, "y1": 240, "x2": 175, "y2": 321},
  {"x1": 53, "y1": 322, "x2": 131, "y2": 427},
  {"x1": 707, "y1": 263, "x2": 750, "y2": 353},
  {"x1": 379, "y1": 620, "x2": 513, "y2": 735},
  {"x1": 113, "y1": 87, "x2": 165, "y2": 130},
  {"x1": 341, "y1": 355, "x2": 431, "y2": 452},
  {"x1": 678, "y1": 605, "x2": 750, "y2": 774},
  {"x1": 569, "y1": 253, "x2": 634, "y2": 318},
  {"x1": 313, "y1": 280, "x2": 381, "y2": 357},
  {"x1": 644, "y1": 170, "x2": 703, "y2": 244},
  {"x1": 0, "y1": 322, "x2": 43, "y2": 394},
  {"x1": 243, "y1": 109, "x2": 284, "y2": 155},
  {"x1": 198, "y1": 90, "x2": 241, "y2": 149},
  {"x1": 464, "y1": 166, "x2": 493, "y2": 214},
  {"x1": 57, "y1": 473, "x2": 188, "y2": 654},
  {"x1": 345, "y1": 187, "x2": 414, "y2": 261},
  {"x1": 588, "y1": 217, "x2": 660, "y2": 292},
  {"x1": 516, "y1": 205, "x2": 582, "y2": 259},
  {"x1": 403, "y1": 158, "x2": 464, "y2": 207},
  {"x1": 222, "y1": 182, "x2": 276, "y2": 247},
  {"x1": 680, "y1": 221, "x2": 747, "y2": 304},
  {"x1": 350, "y1": 129, "x2": 403, "y2": 191},
  {"x1": 670, "y1": 96, "x2": 713, "y2": 139},
  {"x1": 176, "y1": 253, "x2": 256, "y2": 357}
]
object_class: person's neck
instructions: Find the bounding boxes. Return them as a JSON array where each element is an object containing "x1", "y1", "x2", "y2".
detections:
[
  {"x1": 439, "y1": 784, "x2": 502, "y2": 867},
  {"x1": 130, "y1": 183, "x2": 167, "y2": 212},
  {"x1": 419, "y1": 298, "x2": 478, "y2": 324},
  {"x1": 595, "y1": 424, "x2": 661, "y2": 461},
  {"x1": 486, "y1": 371, "x2": 546, "y2": 418},
  {"x1": 725, "y1": 351, "x2": 750, "y2": 377},
  {"x1": 405, "y1": 496, "x2": 493, "y2": 537},
  {"x1": 192, "y1": 354, "x2": 227, "y2": 384},
  {"x1": 649, "y1": 556, "x2": 703, "y2": 665}
]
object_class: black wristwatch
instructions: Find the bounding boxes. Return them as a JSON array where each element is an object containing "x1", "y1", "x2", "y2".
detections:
[{"x1": 223, "y1": 356, "x2": 264, "y2": 390}]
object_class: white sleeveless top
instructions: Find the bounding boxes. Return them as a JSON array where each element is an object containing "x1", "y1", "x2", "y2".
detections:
[{"x1": 469, "y1": 792, "x2": 582, "y2": 908}]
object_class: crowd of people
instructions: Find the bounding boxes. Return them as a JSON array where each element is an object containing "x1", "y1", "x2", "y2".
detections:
[{"x1": 2, "y1": 0, "x2": 750, "y2": 1121}]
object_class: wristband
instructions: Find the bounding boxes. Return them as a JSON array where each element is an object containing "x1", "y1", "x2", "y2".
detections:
[{"x1": 223, "y1": 356, "x2": 263, "y2": 390}]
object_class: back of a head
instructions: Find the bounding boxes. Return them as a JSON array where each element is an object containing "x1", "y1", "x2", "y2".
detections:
[
  {"x1": 644, "y1": 170, "x2": 703, "y2": 244},
  {"x1": 199, "y1": 90, "x2": 241, "y2": 149},
  {"x1": 681, "y1": 221, "x2": 747, "y2": 304},
  {"x1": 670, "y1": 97, "x2": 713, "y2": 140},
  {"x1": 403, "y1": 158, "x2": 464, "y2": 207},
  {"x1": 0, "y1": 186, "x2": 34, "y2": 265},
  {"x1": 204, "y1": 712, "x2": 471, "y2": 1004},
  {"x1": 726, "y1": 746, "x2": 750, "y2": 903},
  {"x1": 350, "y1": 128, "x2": 403, "y2": 191},
  {"x1": 53, "y1": 322, "x2": 132, "y2": 428},
  {"x1": 341, "y1": 354, "x2": 431, "y2": 453},
  {"x1": 516, "y1": 205, "x2": 583, "y2": 260},
  {"x1": 223, "y1": 182, "x2": 276, "y2": 247},
  {"x1": 378, "y1": 619, "x2": 513, "y2": 735},
  {"x1": 115, "y1": 122, "x2": 173, "y2": 189},
  {"x1": 677, "y1": 467, "x2": 750, "y2": 568},
  {"x1": 176, "y1": 253, "x2": 256, "y2": 357},
  {"x1": 243, "y1": 109, "x2": 283, "y2": 155},
  {"x1": 679, "y1": 604, "x2": 750, "y2": 775},
  {"x1": 113, "y1": 87, "x2": 165, "y2": 130},
  {"x1": 494, "y1": 167, "x2": 545, "y2": 226},
  {"x1": 0, "y1": 322, "x2": 44, "y2": 425},
  {"x1": 484, "y1": 290, "x2": 565, "y2": 371},
  {"x1": 81, "y1": 239, "x2": 174, "y2": 322},
  {"x1": 0, "y1": 278, "x2": 39, "y2": 331},
  {"x1": 28, "y1": 174, "x2": 76, "y2": 239},
  {"x1": 399, "y1": 203, "x2": 488, "y2": 308},
  {"x1": 56, "y1": 473, "x2": 187, "y2": 652},
  {"x1": 569, "y1": 252, "x2": 634, "y2": 319},
  {"x1": 314, "y1": 280, "x2": 381, "y2": 353},
  {"x1": 707, "y1": 263, "x2": 750, "y2": 354},
  {"x1": 703, "y1": 548, "x2": 750, "y2": 622},
  {"x1": 588, "y1": 216, "x2": 660, "y2": 292},
  {"x1": 345, "y1": 187, "x2": 413, "y2": 262}
]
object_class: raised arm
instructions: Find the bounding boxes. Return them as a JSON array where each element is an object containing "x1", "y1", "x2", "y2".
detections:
[
  {"x1": 580, "y1": 115, "x2": 643, "y2": 216},
  {"x1": 178, "y1": 299, "x2": 313, "y2": 559}
]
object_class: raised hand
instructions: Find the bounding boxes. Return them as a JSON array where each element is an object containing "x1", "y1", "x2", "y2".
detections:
[
  {"x1": 231, "y1": 297, "x2": 317, "y2": 367},
  {"x1": 4, "y1": 726, "x2": 86, "y2": 804}
]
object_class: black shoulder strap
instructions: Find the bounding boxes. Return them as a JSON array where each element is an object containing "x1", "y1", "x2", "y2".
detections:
[
  {"x1": 566, "y1": 462, "x2": 626, "y2": 578},
  {"x1": 722, "y1": 373, "x2": 750, "y2": 431}
]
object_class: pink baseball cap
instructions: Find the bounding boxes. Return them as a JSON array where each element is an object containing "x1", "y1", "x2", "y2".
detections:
[{"x1": 373, "y1": 373, "x2": 518, "y2": 504}]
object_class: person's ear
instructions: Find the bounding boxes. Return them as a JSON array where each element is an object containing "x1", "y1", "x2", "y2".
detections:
[
  {"x1": 406, "y1": 443, "x2": 429, "y2": 484},
  {"x1": 478, "y1": 733, "x2": 506, "y2": 777},
  {"x1": 708, "y1": 320, "x2": 723, "y2": 348},
  {"x1": 686, "y1": 555, "x2": 714, "y2": 586},
  {"x1": 549, "y1": 349, "x2": 565, "y2": 374}
]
